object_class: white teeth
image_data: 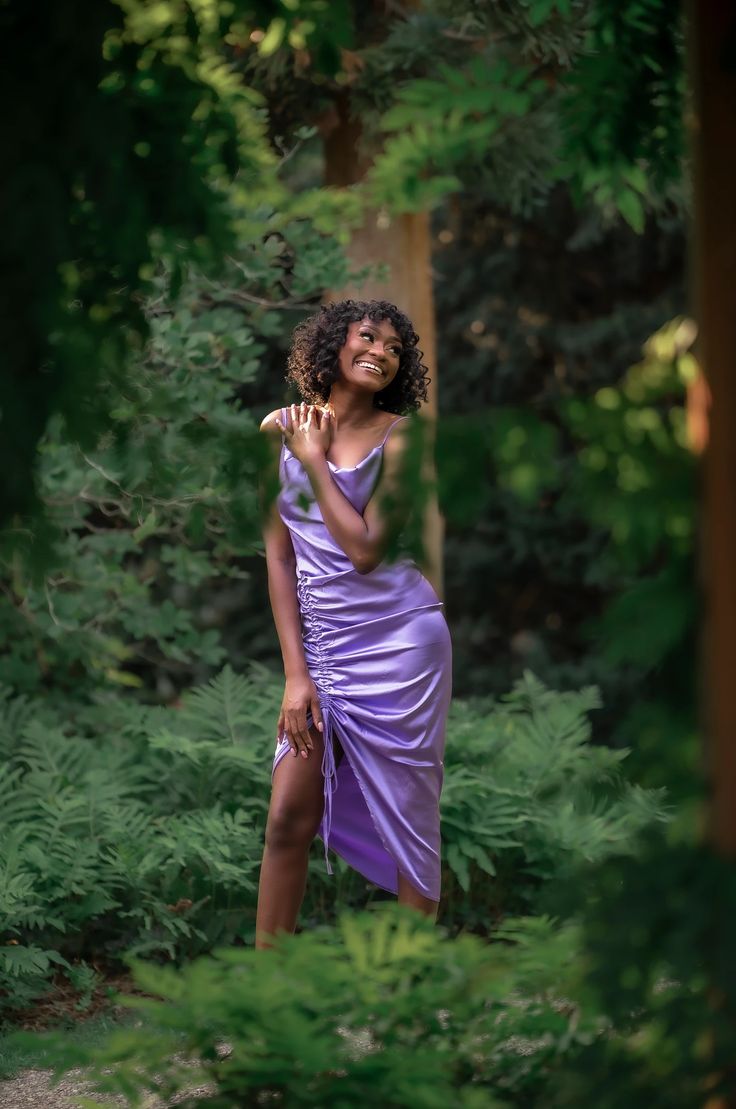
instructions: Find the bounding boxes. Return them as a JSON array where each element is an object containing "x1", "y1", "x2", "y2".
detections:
[{"x1": 356, "y1": 361, "x2": 383, "y2": 375}]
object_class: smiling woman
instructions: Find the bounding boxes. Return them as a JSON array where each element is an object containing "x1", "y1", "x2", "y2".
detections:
[
  {"x1": 255, "y1": 298, "x2": 452, "y2": 949},
  {"x1": 283, "y1": 297, "x2": 429, "y2": 415}
]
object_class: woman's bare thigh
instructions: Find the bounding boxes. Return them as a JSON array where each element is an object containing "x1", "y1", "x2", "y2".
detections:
[{"x1": 269, "y1": 722, "x2": 345, "y2": 832}]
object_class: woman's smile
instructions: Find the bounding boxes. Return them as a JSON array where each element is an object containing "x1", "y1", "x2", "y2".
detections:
[{"x1": 355, "y1": 360, "x2": 386, "y2": 377}]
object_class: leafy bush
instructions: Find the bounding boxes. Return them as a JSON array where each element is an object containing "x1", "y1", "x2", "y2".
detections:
[
  {"x1": 16, "y1": 906, "x2": 603, "y2": 1108},
  {"x1": 0, "y1": 665, "x2": 667, "y2": 1020},
  {"x1": 0, "y1": 665, "x2": 274, "y2": 1018},
  {"x1": 440, "y1": 671, "x2": 669, "y2": 930},
  {"x1": 0, "y1": 223, "x2": 362, "y2": 701},
  {"x1": 27, "y1": 842, "x2": 722, "y2": 1109},
  {"x1": 528, "y1": 824, "x2": 736, "y2": 1108}
]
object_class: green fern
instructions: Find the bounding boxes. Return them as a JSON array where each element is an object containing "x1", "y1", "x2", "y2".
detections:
[
  {"x1": 0, "y1": 663, "x2": 667, "y2": 1015},
  {"x1": 440, "y1": 670, "x2": 668, "y2": 913},
  {"x1": 12, "y1": 907, "x2": 605, "y2": 1106},
  {"x1": 179, "y1": 662, "x2": 269, "y2": 744}
]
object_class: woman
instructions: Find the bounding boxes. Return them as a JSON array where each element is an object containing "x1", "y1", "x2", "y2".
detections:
[{"x1": 255, "y1": 298, "x2": 452, "y2": 949}]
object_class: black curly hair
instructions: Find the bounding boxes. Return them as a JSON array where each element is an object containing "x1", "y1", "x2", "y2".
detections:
[{"x1": 285, "y1": 299, "x2": 430, "y2": 414}]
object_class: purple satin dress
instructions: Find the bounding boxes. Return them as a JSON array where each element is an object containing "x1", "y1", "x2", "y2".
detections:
[{"x1": 272, "y1": 407, "x2": 453, "y2": 902}]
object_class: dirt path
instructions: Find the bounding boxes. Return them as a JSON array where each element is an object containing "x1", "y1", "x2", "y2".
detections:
[
  {"x1": 0, "y1": 1066, "x2": 128, "y2": 1108},
  {"x1": 0, "y1": 1061, "x2": 218, "y2": 1108}
]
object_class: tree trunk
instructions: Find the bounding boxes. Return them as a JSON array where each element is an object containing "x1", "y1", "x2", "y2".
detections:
[
  {"x1": 688, "y1": 0, "x2": 736, "y2": 856},
  {"x1": 322, "y1": 91, "x2": 444, "y2": 598},
  {"x1": 687, "y1": 2, "x2": 736, "y2": 1104}
]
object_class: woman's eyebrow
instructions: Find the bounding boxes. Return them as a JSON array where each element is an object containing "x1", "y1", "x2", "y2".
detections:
[{"x1": 361, "y1": 323, "x2": 402, "y2": 347}]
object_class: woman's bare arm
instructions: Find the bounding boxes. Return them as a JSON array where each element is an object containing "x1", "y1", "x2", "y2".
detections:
[
  {"x1": 261, "y1": 505, "x2": 310, "y2": 678},
  {"x1": 258, "y1": 421, "x2": 323, "y2": 756},
  {"x1": 265, "y1": 406, "x2": 436, "y2": 585},
  {"x1": 300, "y1": 419, "x2": 415, "y2": 575}
]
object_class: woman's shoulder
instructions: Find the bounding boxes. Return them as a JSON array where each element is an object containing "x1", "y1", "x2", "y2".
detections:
[{"x1": 259, "y1": 406, "x2": 285, "y2": 434}]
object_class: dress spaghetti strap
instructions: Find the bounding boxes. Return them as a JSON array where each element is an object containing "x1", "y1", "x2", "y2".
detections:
[{"x1": 379, "y1": 414, "x2": 410, "y2": 446}]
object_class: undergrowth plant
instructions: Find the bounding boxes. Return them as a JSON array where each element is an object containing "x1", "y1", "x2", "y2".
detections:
[
  {"x1": 0, "y1": 664, "x2": 668, "y2": 1019},
  {"x1": 12, "y1": 905, "x2": 605, "y2": 1108},
  {"x1": 440, "y1": 671, "x2": 669, "y2": 929}
]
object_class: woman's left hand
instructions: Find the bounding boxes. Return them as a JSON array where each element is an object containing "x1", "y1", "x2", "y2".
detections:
[{"x1": 278, "y1": 402, "x2": 332, "y2": 465}]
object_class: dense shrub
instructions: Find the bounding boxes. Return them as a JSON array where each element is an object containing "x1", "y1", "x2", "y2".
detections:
[
  {"x1": 0, "y1": 665, "x2": 667, "y2": 1019},
  {"x1": 16, "y1": 906, "x2": 603, "y2": 1107},
  {"x1": 434, "y1": 671, "x2": 667, "y2": 930},
  {"x1": 24, "y1": 843, "x2": 719, "y2": 1109}
]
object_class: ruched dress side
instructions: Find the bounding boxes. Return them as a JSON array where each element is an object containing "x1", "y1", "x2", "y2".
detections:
[{"x1": 272, "y1": 408, "x2": 453, "y2": 901}]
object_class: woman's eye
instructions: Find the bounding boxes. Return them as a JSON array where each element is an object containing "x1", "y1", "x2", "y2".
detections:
[{"x1": 360, "y1": 330, "x2": 373, "y2": 340}]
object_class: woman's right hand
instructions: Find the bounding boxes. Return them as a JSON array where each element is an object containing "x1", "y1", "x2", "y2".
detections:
[
  {"x1": 276, "y1": 402, "x2": 332, "y2": 466},
  {"x1": 278, "y1": 673, "x2": 324, "y2": 758}
]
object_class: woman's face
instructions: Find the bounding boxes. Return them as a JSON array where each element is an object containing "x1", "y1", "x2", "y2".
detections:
[{"x1": 337, "y1": 317, "x2": 403, "y2": 395}]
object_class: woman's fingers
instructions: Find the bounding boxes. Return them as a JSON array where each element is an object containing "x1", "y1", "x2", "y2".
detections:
[
  {"x1": 285, "y1": 715, "x2": 298, "y2": 756},
  {"x1": 289, "y1": 401, "x2": 318, "y2": 427},
  {"x1": 311, "y1": 695, "x2": 324, "y2": 733},
  {"x1": 296, "y1": 710, "x2": 313, "y2": 756},
  {"x1": 287, "y1": 711, "x2": 312, "y2": 758}
]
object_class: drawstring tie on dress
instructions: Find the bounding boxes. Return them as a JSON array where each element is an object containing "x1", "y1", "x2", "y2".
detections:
[
  {"x1": 296, "y1": 569, "x2": 338, "y2": 875},
  {"x1": 319, "y1": 698, "x2": 338, "y2": 875}
]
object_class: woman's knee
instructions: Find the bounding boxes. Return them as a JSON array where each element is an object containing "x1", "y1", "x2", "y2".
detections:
[{"x1": 265, "y1": 797, "x2": 321, "y2": 853}]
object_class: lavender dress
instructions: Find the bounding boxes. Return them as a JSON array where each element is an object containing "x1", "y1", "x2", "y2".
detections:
[{"x1": 272, "y1": 407, "x2": 453, "y2": 901}]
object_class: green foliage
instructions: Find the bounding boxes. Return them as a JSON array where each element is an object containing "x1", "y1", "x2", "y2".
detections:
[
  {"x1": 0, "y1": 1008, "x2": 140, "y2": 1082},
  {"x1": 0, "y1": 213, "x2": 365, "y2": 697},
  {"x1": 0, "y1": 664, "x2": 271, "y2": 1015},
  {"x1": 362, "y1": 0, "x2": 683, "y2": 223},
  {"x1": 543, "y1": 826, "x2": 736, "y2": 1107},
  {"x1": 441, "y1": 672, "x2": 669, "y2": 928},
  {"x1": 1, "y1": 0, "x2": 354, "y2": 535},
  {"x1": 14, "y1": 906, "x2": 602, "y2": 1107},
  {"x1": 468, "y1": 314, "x2": 697, "y2": 686},
  {"x1": 434, "y1": 234, "x2": 693, "y2": 769},
  {"x1": 16, "y1": 835, "x2": 735, "y2": 1106},
  {"x1": 557, "y1": 318, "x2": 696, "y2": 576},
  {"x1": 371, "y1": 56, "x2": 549, "y2": 213},
  {"x1": 0, "y1": 665, "x2": 666, "y2": 1019},
  {"x1": 559, "y1": 0, "x2": 685, "y2": 194},
  {"x1": 551, "y1": 318, "x2": 698, "y2": 790}
]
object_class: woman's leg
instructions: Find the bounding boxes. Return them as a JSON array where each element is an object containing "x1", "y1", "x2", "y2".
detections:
[
  {"x1": 255, "y1": 725, "x2": 343, "y2": 949},
  {"x1": 397, "y1": 873, "x2": 439, "y2": 922}
]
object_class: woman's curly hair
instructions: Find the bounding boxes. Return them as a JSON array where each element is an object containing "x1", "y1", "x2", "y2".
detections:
[{"x1": 285, "y1": 299, "x2": 430, "y2": 414}]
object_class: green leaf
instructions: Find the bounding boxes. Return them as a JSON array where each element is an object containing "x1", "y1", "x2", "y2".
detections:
[{"x1": 616, "y1": 187, "x2": 645, "y2": 233}]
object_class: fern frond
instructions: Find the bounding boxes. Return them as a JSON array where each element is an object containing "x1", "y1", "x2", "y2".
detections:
[{"x1": 178, "y1": 663, "x2": 265, "y2": 744}]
